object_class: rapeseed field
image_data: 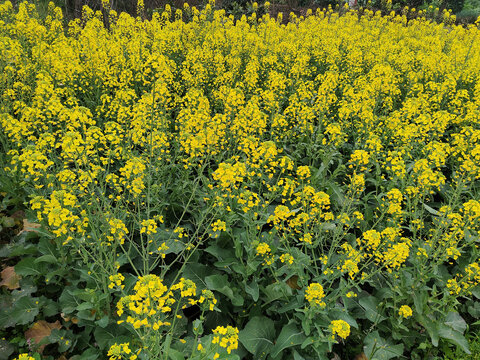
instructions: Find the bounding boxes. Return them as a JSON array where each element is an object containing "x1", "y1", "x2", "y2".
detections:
[{"x1": 1, "y1": 1, "x2": 480, "y2": 359}]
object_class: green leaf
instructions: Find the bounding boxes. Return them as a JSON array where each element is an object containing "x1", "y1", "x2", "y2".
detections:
[
  {"x1": 363, "y1": 331, "x2": 404, "y2": 360},
  {"x1": 38, "y1": 238, "x2": 59, "y2": 258},
  {"x1": 422, "y1": 203, "x2": 439, "y2": 216},
  {"x1": 205, "y1": 274, "x2": 243, "y2": 306},
  {"x1": 0, "y1": 339, "x2": 14, "y2": 360},
  {"x1": 59, "y1": 287, "x2": 83, "y2": 314},
  {"x1": 183, "y1": 263, "x2": 212, "y2": 290},
  {"x1": 271, "y1": 323, "x2": 306, "y2": 358},
  {"x1": 238, "y1": 316, "x2": 275, "y2": 359},
  {"x1": 11, "y1": 296, "x2": 40, "y2": 325},
  {"x1": 168, "y1": 349, "x2": 185, "y2": 360},
  {"x1": 293, "y1": 350, "x2": 306, "y2": 360},
  {"x1": 205, "y1": 245, "x2": 234, "y2": 260},
  {"x1": 417, "y1": 314, "x2": 439, "y2": 346},
  {"x1": 412, "y1": 291, "x2": 426, "y2": 315},
  {"x1": 94, "y1": 326, "x2": 130, "y2": 350},
  {"x1": 34, "y1": 254, "x2": 58, "y2": 264},
  {"x1": 192, "y1": 319, "x2": 203, "y2": 336},
  {"x1": 96, "y1": 316, "x2": 110, "y2": 328},
  {"x1": 70, "y1": 348, "x2": 100, "y2": 360},
  {"x1": 245, "y1": 280, "x2": 259, "y2": 302},
  {"x1": 359, "y1": 296, "x2": 385, "y2": 323},
  {"x1": 76, "y1": 302, "x2": 94, "y2": 311},
  {"x1": 444, "y1": 312, "x2": 467, "y2": 333},
  {"x1": 15, "y1": 257, "x2": 47, "y2": 276},
  {"x1": 438, "y1": 325, "x2": 471, "y2": 354}
]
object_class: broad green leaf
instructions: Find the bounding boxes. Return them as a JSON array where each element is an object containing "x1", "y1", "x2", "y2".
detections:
[
  {"x1": 0, "y1": 339, "x2": 14, "y2": 360},
  {"x1": 417, "y1": 314, "x2": 439, "y2": 346},
  {"x1": 205, "y1": 274, "x2": 243, "y2": 306},
  {"x1": 271, "y1": 323, "x2": 306, "y2": 358},
  {"x1": 293, "y1": 350, "x2": 306, "y2": 360},
  {"x1": 34, "y1": 255, "x2": 58, "y2": 264},
  {"x1": 444, "y1": 312, "x2": 467, "y2": 333},
  {"x1": 363, "y1": 331, "x2": 404, "y2": 360},
  {"x1": 359, "y1": 296, "x2": 385, "y2": 323},
  {"x1": 11, "y1": 296, "x2": 40, "y2": 325},
  {"x1": 238, "y1": 316, "x2": 275, "y2": 358},
  {"x1": 168, "y1": 349, "x2": 185, "y2": 360},
  {"x1": 245, "y1": 280, "x2": 259, "y2": 302},
  {"x1": 183, "y1": 263, "x2": 212, "y2": 290},
  {"x1": 15, "y1": 258, "x2": 47, "y2": 276},
  {"x1": 94, "y1": 326, "x2": 130, "y2": 350},
  {"x1": 77, "y1": 302, "x2": 94, "y2": 311},
  {"x1": 59, "y1": 288, "x2": 83, "y2": 314},
  {"x1": 438, "y1": 325, "x2": 470, "y2": 354},
  {"x1": 205, "y1": 244, "x2": 234, "y2": 260},
  {"x1": 38, "y1": 237, "x2": 59, "y2": 258},
  {"x1": 96, "y1": 316, "x2": 109, "y2": 328},
  {"x1": 412, "y1": 291, "x2": 426, "y2": 315},
  {"x1": 70, "y1": 348, "x2": 100, "y2": 360}
]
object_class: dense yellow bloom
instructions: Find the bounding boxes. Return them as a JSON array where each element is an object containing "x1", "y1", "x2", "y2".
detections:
[
  {"x1": 398, "y1": 305, "x2": 413, "y2": 318},
  {"x1": 107, "y1": 343, "x2": 137, "y2": 360},
  {"x1": 108, "y1": 273, "x2": 125, "y2": 289},
  {"x1": 14, "y1": 355, "x2": 35, "y2": 360},
  {"x1": 212, "y1": 325, "x2": 239, "y2": 354},
  {"x1": 211, "y1": 219, "x2": 227, "y2": 232},
  {"x1": 330, "y1": 320, "x2": 350, "y2": 339},
  {"x1": 305, "y1": 282, "x2": 326, "y2": 308},
  {"x1": 256, "y1": 242, "x2": 271, "y2": 256}
]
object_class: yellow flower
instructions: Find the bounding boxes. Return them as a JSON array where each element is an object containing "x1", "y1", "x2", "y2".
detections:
[
  {"x1": 212, "y1": 325, "x2": 239, "y2": 354},
  {"x1": 398, "y1": 305, "x2": 413, "y2": 318},
  {"x1": 305, "y1": 283, "x2": 326, "y2": 308},
  {"x1": 256, "y1": 242, "x2": 271, "y2": 256},
  {"x1": 330, "y1": 320, "x2": 350, "y2": 339}
]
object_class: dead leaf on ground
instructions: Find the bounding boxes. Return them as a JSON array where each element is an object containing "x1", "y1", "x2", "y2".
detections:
[
  {"x1": 0, "y1": 266, "x2": 21, "y2": 290},
  {"x1": 354, "y1": 353, "x2": 368, "y2": 360},
  {"x1": 286, "y1": 275, "x2": 301, "y2": 290},
  {"x1": 25, "y1": 320, "x2": 62, "y2": 352},
  {"x1": 18, "y1": 219, "x2": 41, "y2": 235}
]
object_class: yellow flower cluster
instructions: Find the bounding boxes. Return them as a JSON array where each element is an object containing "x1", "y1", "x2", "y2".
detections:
[
  {"x1": 447, "y1": 262, "x2": 480, "y2": 296},
  {"x1": 330, "y1": 320, "x2": 350, "y2": 340},
  {"x1": 14, "y1": 355, "x2": 35, "y2": 360},
  {"x1": 211, "y1": 325, "x2": 239, "y2": 354},
  {"x1": 398, "y1": 305, "x2": 413, "y2": 318},
  {"x1": 108, "y1": 273, "x2": 125, "y2": 289},
  {"x1": 305, "y1": 282, "x2": 326, "y2": 308},
  {"x1": 107, "y1": 343, "x2": 137, "y2": 360},
  {"x1": 116, "y1": 275, "x2": 215, "y2": 331}
]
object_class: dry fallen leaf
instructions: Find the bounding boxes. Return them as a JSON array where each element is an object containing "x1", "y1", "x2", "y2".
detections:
[
  {"x1": 0, "y1": 267, "x2": 21, "y2": 290},
  {"x1": 286, "y1": 275, "x2": 302, "y2": 290},
  {"x1": 354, "y1": 353, "x2": 368, "y2": 360},
  {"x1": 18, "y1": 219, "x2": 41, "y2": 235},
  {"x1": 25, "y1": 320, "x2": 62, "y2": 352}
]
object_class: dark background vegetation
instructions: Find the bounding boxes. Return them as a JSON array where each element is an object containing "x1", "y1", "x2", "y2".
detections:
[{"x1": 11, "y1": 0, "x2": 480, "y2": 23}]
